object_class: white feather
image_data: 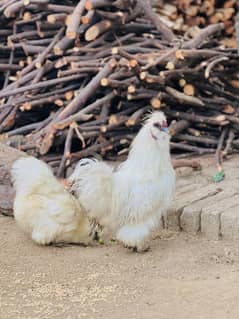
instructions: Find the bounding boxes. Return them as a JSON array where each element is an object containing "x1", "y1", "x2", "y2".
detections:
[
  {"x1": 12, "y1": 157, "x2": 93, "y2": 245},
  {"x1": 70, "y1": 111, "x2": 176, "y2": 251}
]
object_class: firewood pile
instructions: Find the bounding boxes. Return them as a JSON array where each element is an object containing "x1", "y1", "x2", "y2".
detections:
[
  {"x1": 153, "y1": 0, "x2": 238, "y2": 48},
  {"x1": 0, "y1": 0, "x2": 239, "y2": 176}
]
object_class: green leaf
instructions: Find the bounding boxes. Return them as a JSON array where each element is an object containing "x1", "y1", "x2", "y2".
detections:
[
  {"x1": 213, "y1": 170, "x2": 225, "y2": 183},
  {"x1": 98, "y1": 238, "x2": 104, "y2": 245}
]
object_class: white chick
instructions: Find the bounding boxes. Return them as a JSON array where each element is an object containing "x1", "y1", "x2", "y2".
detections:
[
  {"x1": 70, "y1": 111, "x2": 176, "y2": 252},
  {"x1": 11, "y1": 157, "x2": 93, "y2": 245}
]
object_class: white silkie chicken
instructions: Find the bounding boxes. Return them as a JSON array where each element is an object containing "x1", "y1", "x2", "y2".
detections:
[
  {"x1": 11, "y1": 157, "x2": 94, "y2": 245},
  {"x1": 70, "y1": 111, "x2": 176, "y2": 252}
]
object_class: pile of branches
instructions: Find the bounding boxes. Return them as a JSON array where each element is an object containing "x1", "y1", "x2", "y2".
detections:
[
  {"x1": 153, "y1": 0, "x2": 238, "y2": 47},
  {"x1": 0, "y1": 0, "x2": 239, "y2": 176}
]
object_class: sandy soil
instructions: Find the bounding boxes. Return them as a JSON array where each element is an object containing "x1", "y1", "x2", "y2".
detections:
[{"x1": 1, "y1": 216, "x2": 239, "y2": 319}]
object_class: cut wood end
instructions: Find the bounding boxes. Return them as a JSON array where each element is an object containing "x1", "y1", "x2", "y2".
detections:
[
  {"x1": 140, "y1": 72, "x2": 147, "y2": 80},
  {"x1": 111, "y1": 47, "x2": 118, "y2": 55},
  {"x1": 47, "y1": 15, "x2": 56, "y2": 24},
  {"x1": 204, "y1": 69, "x2": 210, "y2": 79},
  {"x1": 166, "y1": 61, "x2": 175, "y2": 70},
  {"x1": 4, "y1": 10, "x2": 13, "y2": 18},
  {"x1": 66, "y1": 31, "x2": 77, "y2": 39},
  {"x1": 222, "y1": 104, "x2": 234, "y2": 114},
  {"x1": 10, "y1": 75, "x2": 17, "y2": 81},
  {"x1": 104, "y1": 21, "x2": 112, "y2": 28},
  {"x1": 23, "y1": 11, "x2": 32, "y2": 21},
  {"x1": 215, "y1": 115, "x2": 226, "y2": 122},
  {"x1": 26, "y1": 56, "x2": 32, "y2": 65},
  {"x1": 35, "y1": 62, "x2": 42, "y2": 69},
  {"x1": 129, "y1": 59, "x2": 138, "y2": 68},
  {"x1": 116, "y1": 11, "x2": 124, "y2": 18},
  {"x1": 109, "y1": 115, "x2": 118, "y2": 125},
  {"x1": 54, "y1": 46, "x2": 63, "y2": 56},
  {"x1": 7, "y1": 39, "x2": 13, "y2": 49},
  {"x1": 175, "y1": 50, "x2": 185, "y2": 60},
  {"x1": 74, "y1": 89, "x2": 80, "y2": 97},
  {"x1": 66, "y1": 158, "x2": 72, "y2": 166},
  {"x1": 70, "y1": 122, "x2": 78, "y2": 129},
  {"x1": 120, "y1": 139, "x2": 128, "y2": 145},
  {"x1": 127, "y1": 85, "x2": 136, "y2": 94},
  {"x1": 55, "y1": 58, "x2": 66, "y2": 68},
  {"x1": 65, "y1": 15, "x2": 71, "y2": 27},
  {"x1": 229, "y1": 80, "x2": 239, "y2": 89},
  {"x1": 85, "y1": 0, "x2": 93, "y2": 10},
  {"x1": 16, "y1": 72, "x2": 23, "y2": 81},
  {"x1": 65, "y1": 91, "x2": 74, "y2": 101},
  {"x1": 85, "y1": 20, "x2": 112, "y2": 42},
  {"x1": 150, "y1": 97, "x2": 161, "y2": 109},
  {"x1": 81, "y1": 16, "x2": 90, "y2": 24},
  {"x1": 183, "y1": 84, "x2": 195, "y2": 96},
  {"x1": 100, "y1": 125, "x2": 107, "y2": 133},
  {"x1": 54, "y1": 99, "x2": 64, "y2": 107},
  {"x1": 19, "y1": 60, "x2": 25, "y2": 68},
  {"x1": 188, "y1": 128, "x2": 201, "y2": 137},
  {"x1": 126, "y1": 119, "x2": 136, "y2": 127},
  {"x1": 147, "y1": 57, "x2": 154, "y2": 65},
  {"x1": 85, "y1": 26, "x2": 99, "y2": 42},
  {"x1": 179, "y1": 78, "x2": 186, "y2": 87},
  {"x1": 109, "y1": 58, "x2": 117, "y2": 69},
  {"x1": 20, "y1": 103, "x2": 32, "y2": 111},
  {"x1": 73, "y1": 47, "x2": 80, "y2": 52},
  {"x1": 101, "y1": 78, "x2": 109, "y2": 86}
]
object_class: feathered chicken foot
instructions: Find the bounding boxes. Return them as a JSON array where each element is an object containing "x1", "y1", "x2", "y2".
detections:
[{"x1": 124, "y1": 243, "x2": 150, "y2": 253}]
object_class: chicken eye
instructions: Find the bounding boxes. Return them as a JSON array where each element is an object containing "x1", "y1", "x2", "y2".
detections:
[{"x1": 153, "y1": 122, "x2": 162, "y2": 130}]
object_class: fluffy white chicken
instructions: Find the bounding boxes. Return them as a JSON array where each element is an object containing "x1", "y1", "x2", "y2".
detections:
[
  {"x1": 70, "y1": 111, "x2": 176, "y2": 252},
  {"x1": 11, "y1": 157, "x2": 94, "y2": 245}
]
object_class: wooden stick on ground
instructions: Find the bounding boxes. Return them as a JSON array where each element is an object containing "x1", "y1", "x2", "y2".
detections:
[
  {"x1": 215, "y1": 128, "x2": 228, "y2": 172},
  {"x1": 172, "y1": 159, "x2": 201, "y2": 169}
]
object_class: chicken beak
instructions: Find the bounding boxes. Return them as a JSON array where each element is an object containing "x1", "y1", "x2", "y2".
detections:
[{"x1": 162, "y1": 127, "x2": 169, "y2": 133}]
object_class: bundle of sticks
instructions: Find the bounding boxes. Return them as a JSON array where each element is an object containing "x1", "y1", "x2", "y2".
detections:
[
  {"x1": 0, "y1": 0, "x2": 238, "y2": 176},
  {"x1": 153, "y1": 0, "x2": 238, "y2": 48}
]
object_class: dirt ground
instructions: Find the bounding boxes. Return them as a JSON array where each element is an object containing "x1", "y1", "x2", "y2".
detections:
[{"x1": 1, "y1": 215, "x2": 239, "y2": 319}]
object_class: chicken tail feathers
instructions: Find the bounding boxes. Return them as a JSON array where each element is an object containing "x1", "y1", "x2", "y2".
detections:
[{"x1": 11, "y1": 156, "x2": 55, "y2": 194}]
